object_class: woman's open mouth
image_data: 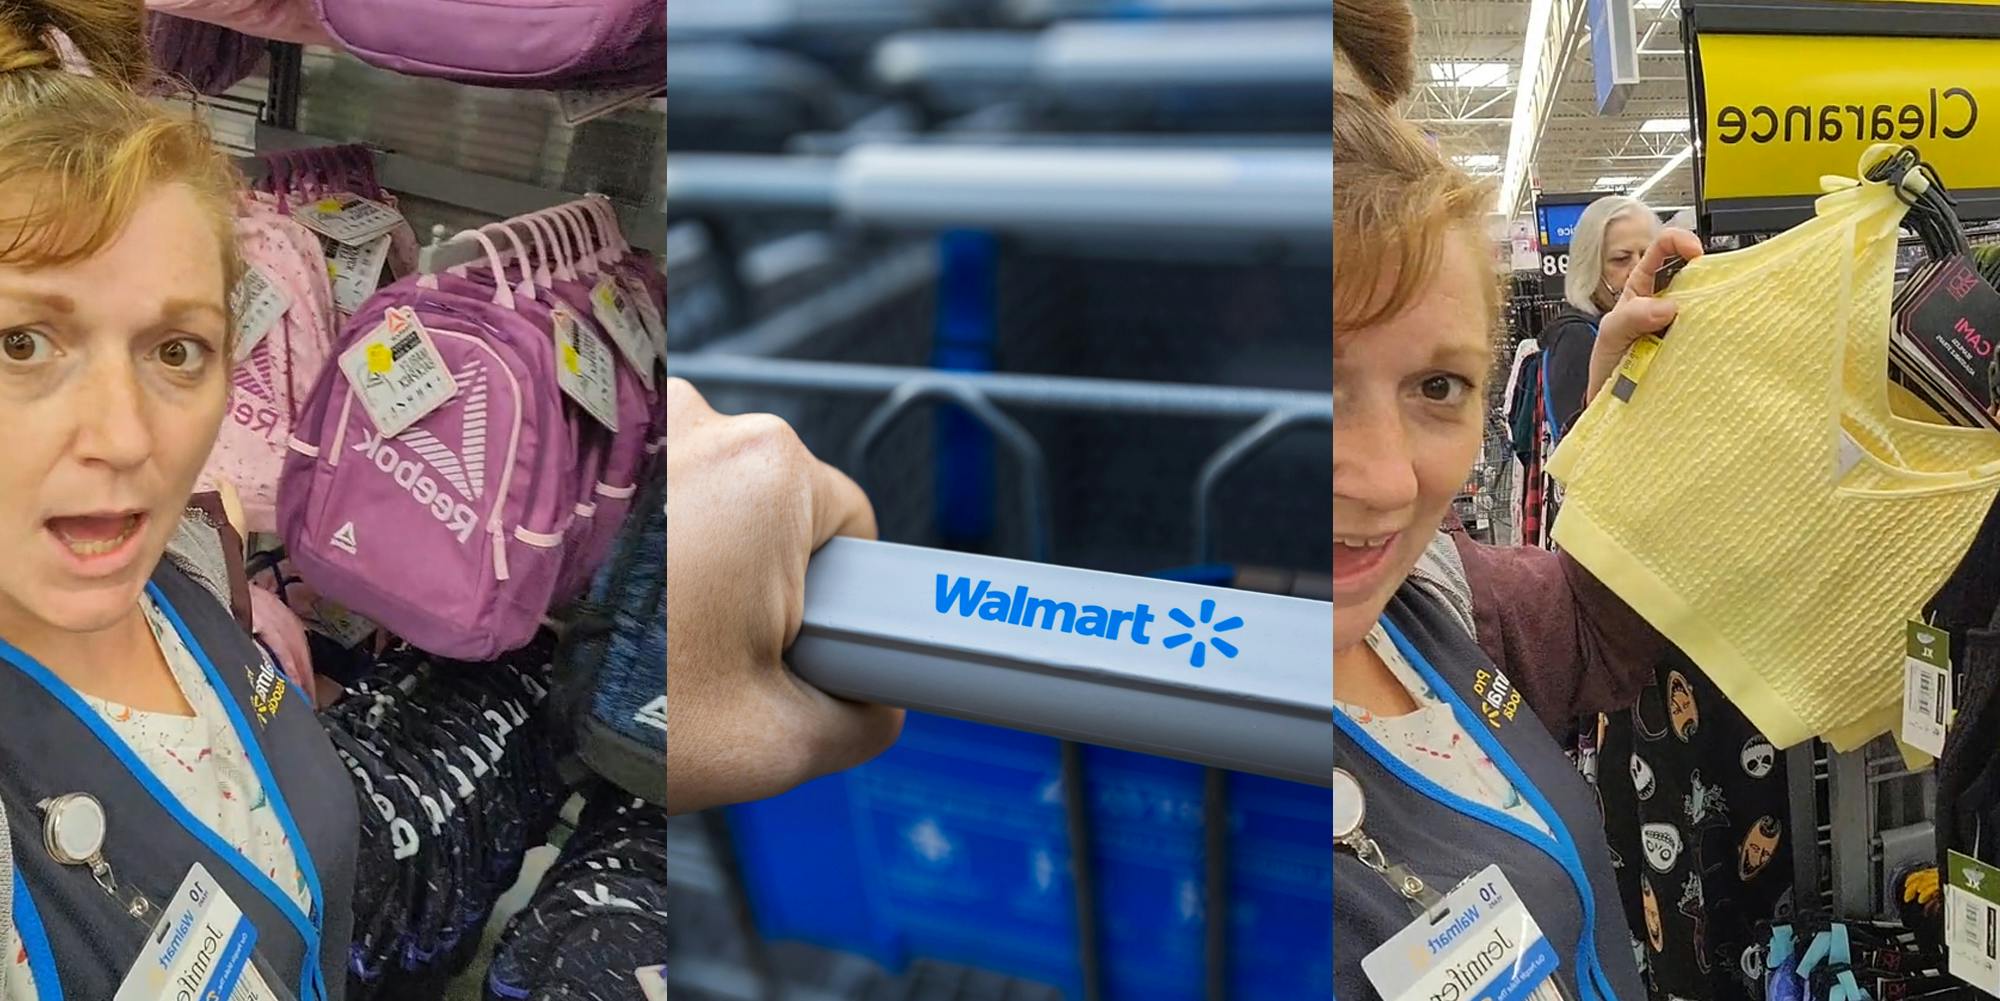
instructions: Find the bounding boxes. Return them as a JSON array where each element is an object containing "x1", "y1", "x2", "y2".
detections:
[{"x1": 45, "y1": 511, "x2": 147, "y2": 574}]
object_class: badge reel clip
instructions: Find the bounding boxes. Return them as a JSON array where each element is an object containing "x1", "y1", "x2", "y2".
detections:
[
  {"x1": 1334, "y1": 768, "x2": 1445, "y2": 916},
  {"x1": 38, "y1": 793, "x2": 155, "y2": 924}
]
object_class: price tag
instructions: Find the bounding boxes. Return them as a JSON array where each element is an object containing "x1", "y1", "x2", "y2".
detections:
[
  {"x1": 115, "y1": 863, "x2": 257, "y2": 1001},
  {"x1": 338, "y1": 306, "x2": 459, "y2": 438},
  {"x1": 557, "y1": 84, "x2": 657, "y2": 126},
  {"x1": 1609, "y1": 335, "x2": 1663, "y2": 403},
  {"x1": 1949, "y1": 851, "x2": 2000, "y2": 994},
  {"x1": 309, "y1": 597, "x2": 378, "y2": 650},
  {"x1": 555, "y1": 303, "x2": 620, "y2": 431},
  {"x1": 328, "y1": 234, "x2": 393, "y2": 316},
  {"x1": 635, "y1": 966, "x2": 668, "y2": 1001},
  {"x1": 1362, "y1": 865, "x2": 1563, "y2": 1001},
  {"x1": 1904, "y1": 619, "x2": 1953, "y2": 756},
  {"x1": 593, "y1": 276, "x2": 658, "y2": 390},
  {"x1": 294, "y1": 193, "x2": 405, "y2": 247},
  {"x1": 624, "y1": 275, "x2": 667, "y2": 365},
  {"x1": 228, "y1": 265, "x2": 290, "y2": 363}
]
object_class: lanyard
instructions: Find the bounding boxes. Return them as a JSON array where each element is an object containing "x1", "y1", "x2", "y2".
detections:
[{"x1": 1333, "y1": 767, "x2": 1445, "y2": 917}]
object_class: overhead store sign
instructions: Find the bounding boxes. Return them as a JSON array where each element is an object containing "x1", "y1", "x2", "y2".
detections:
[{"x1": 1688, "y1": 0, "x2": 2000, "y2": 234}]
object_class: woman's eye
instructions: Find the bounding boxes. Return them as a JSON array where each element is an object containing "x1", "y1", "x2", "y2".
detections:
[
  {"x1": 0, "y1": 330, "x2": 50, "y2": 363},
  {"x1": 156, "y1": 338, "x2": 210, "y2": 371},
  {"x1": 1419, "y1": 374, "x2": 1473, "y2": 405}
]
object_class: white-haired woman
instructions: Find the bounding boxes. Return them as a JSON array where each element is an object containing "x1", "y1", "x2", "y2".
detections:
[{"x1": 1543, "y1": 195, "x2": 1662, "y2": 438}]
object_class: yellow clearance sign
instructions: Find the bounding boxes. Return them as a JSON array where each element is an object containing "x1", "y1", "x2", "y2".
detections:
[{"x1": 1700, "y1": 33, "x2": 2000, "y2": 200}]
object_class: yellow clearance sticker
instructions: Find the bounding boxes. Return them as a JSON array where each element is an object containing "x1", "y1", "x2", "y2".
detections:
[
  {"x1": 1699, "y1": 32, "x2": 2000, "y2": 200},
  {"x1": 365, "y1": 342, "x2": 393, "y2": 374}
]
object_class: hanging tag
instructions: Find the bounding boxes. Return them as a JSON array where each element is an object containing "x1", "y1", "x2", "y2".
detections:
[
  {"x1": 229, "y1": 265, "x2": 290, "y2": 363},
  {"x1": 114, "y1": 863, "x2": 257, "y2": 1001},
  {"x1": 623, "y1": 276, "x2": 667, "y2": 369},
  {"x1": 1362, "y1": 864, "x2": 1562, "y2": 1001},
  {"x1": 556, "y1": 84, "x2": 657, "y2": 126},
  {"x1": 1948, "y1": 851, "x2": 2000, "y2": 994},
  {"x1": 1904, "y1": 619, "x2": 1952, "y2": 757},
  {"x1": 1609, "y1": 335, "x2": 1664, "y2": 403},
  {"x1": 554, "y1": 303, "x2": 621, "y2": 431},
  {"x1": 635, "y1": 966, "x2": 668, "y2": 1001},
  {"x1": 308, "y1": 597, "x2": 378, "y2": 650},
  {"x1": 293, "y1": 193, "x2": 405, "y2": 247},
  {"x1": 327, "y1": 234, "x2": 393, "y2": 316},
  {"x1": 592, "y1": 276, "x2": 658, "y2": 390},
  {"x1": 339, "y1": 306, "x2": 460, "y2": 438}
]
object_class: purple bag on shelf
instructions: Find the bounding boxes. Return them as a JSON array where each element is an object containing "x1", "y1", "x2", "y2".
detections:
[
  {"x1": 278, "y1": 230, "x2": 576, "y2": 661},
  {"x1": 311, "y1": 0, "x2": 664, "y2": 90}
]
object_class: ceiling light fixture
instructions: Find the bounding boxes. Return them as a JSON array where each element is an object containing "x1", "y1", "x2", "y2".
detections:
[
  {"x1": 1498, "y1": 0, "x2": 1558, "y2": 219},
  {"x1": 1630, "y1": 143, "x2": 1696, "y2": 200},
  {"x1": 1639, "y1": 117, "x2": 1690, "y2": 133}
]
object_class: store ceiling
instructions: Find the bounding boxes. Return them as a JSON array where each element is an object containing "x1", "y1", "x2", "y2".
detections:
[{"x1": 1406, "y1": 0, "x2": 1697, "y2": 216}]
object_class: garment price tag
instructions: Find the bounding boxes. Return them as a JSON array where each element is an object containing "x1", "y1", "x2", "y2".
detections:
[
  {"x1": 593, "y1": 276, "x2": 657, "y2": 390},
  {"x1": 327, "y1": 234, "x2": 392, "y2": 316},
  {"x1": 229, "y1": 266, "x2": 289, "y2": 363},
  {"x1": 555, "y1": 303, "x2": 621, "y2": 430},
  {"x1": 1362, "y1": 865, "x2": 1563, "y2": 1001},
  {"x1": 339, "y1": 306, "x2": 459, "y2": 438},
  {"x1": 115, "y1": 863, "x2": 258, "y2": 1001},
  {"x1": 1904, "y1": 619, "x2": 1952, "y2": 757},
  {"x1": 634, "y1": 965, "x2": 668, "y2": 1001},
  {"x1": 623, "y1": 276, "x2": 666, "y2": 360},
  {"x1": 1609, "y1": 335, "x2": 1663, "y2": 403},
  {"x1": 556, "y1": 84, "x2": 658, "y2": 126},
  {"x1": 1949, "y1": 851, "x2": 2000, "y2": 995},
  {"x1": 294, "y1": 193, "x2": 404, "y2": 247},
  {"x1": 309, "y1": 597, "x2": 378, "y2": 650}
]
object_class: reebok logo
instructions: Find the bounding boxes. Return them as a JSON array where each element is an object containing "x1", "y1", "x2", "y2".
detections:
[
  {"x1": 331, "y1": 522, "x2": 357, "y2": 554},
  {"x1": 350, "y1": 362, "x2": 488, "y2": 544},
  {"x1": 229, "y1": 351, "x2": 284, "y2": 442},
  {"x1": 933, "y1": 575, "x2": 1245, "y2": 667}
]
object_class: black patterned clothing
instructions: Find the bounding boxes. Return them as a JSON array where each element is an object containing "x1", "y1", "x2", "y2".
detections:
[{"x1": 1579, "y1": 651, "x2": 1795, "y2": 1001}]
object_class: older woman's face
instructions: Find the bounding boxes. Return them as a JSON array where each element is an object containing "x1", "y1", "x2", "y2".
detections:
[
  {"x1": 1599, "y1": 213, "x2": 1654, "y2": 308},
  {"x1": 1333, "y1": 235, "x2": 1491, "y2": 652},
  {"x1": 0, "y1": 183, "x2": 228, "y2": 637}
]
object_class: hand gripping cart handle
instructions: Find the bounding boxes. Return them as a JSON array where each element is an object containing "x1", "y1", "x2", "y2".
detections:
[{"x1": 789, "y1": 538, "x2": 1333, "y2": 787}]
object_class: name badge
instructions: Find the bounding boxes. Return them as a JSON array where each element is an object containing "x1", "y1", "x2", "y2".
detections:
[
  {"x1": 115, "y1": 863, "x2": 258, "y2": 1001},
  {"x1": 1361, "y1": 865, "x2": 1563, "y2": 1001}
]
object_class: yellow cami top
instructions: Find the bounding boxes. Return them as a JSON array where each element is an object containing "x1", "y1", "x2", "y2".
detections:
[{"x1": 1548, "y1": 145, "x2": 2000, "y2": 751}]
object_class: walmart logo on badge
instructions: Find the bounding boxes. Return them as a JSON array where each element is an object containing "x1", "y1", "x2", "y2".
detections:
[{"x1": 933, "y1": 575, "x2": 1243, "y2": 667}]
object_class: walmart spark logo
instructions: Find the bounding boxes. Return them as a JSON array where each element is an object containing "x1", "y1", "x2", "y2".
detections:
[
  {"x1": 1162, "y1": 598, "x2": 1243, "y2": 668},
  {"x1": 934, "y1": 575, "x2": 1245, "y2": 668}
]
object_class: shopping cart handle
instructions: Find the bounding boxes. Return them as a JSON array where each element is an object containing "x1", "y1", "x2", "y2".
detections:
[{"x1": 790, "y1": 537, "x2": 1332, "y2": 786}]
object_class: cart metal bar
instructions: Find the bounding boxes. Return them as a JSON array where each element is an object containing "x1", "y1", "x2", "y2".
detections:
[
  {"x1": 871, "y1": 17, "x2": 1333, "y2": 91},
  {"x1": 790, "y1": 538, "x2": 1334, "y2": 786},
  {"x1": 848, "y1": 380, "x2": 1055, "y2": 561},
  {"x1": 1193, "y1": 408, "x2": 1333, "y2": 563},
  {"x1": 664, "y1": 155, "x2": 844, "y2": 213},
  {"x1": 690, "y1": 243, "x2": 935, "y2": 358},
  {"x1": 667, "y1": 146, "x2": 1331, "y2": 239},
  {"x1": 667, "y1": 355, "x2": 1331, "y2": 421},
  {"x1": 1005, "y1": 0, "x2": 1330, "y2": 22},
  {"x1": 1060, "y1": 740, "x2": 1106, "y2": 1001},
  {"x1": 254, "y1": 126, "x2": 667, "y2": 256}
]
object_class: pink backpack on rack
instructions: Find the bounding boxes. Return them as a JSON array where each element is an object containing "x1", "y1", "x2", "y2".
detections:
[
  {"x1": 144, "y1": 0, "x2": 334, "y2": 46},
  {"x1": 312, "y1": 0, "x2": 664, "y2": 90},
  {"x1": 279, "y1": 229, "x2": 580, "y2": 660},
  {"x1": 198, "y1": 192, "x2": 337, "y2": 533}
]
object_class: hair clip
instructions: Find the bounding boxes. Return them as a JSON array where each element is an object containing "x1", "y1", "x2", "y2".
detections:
[{"x1": 40, "y1": 28, "x2": 93, "y2": 78}]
